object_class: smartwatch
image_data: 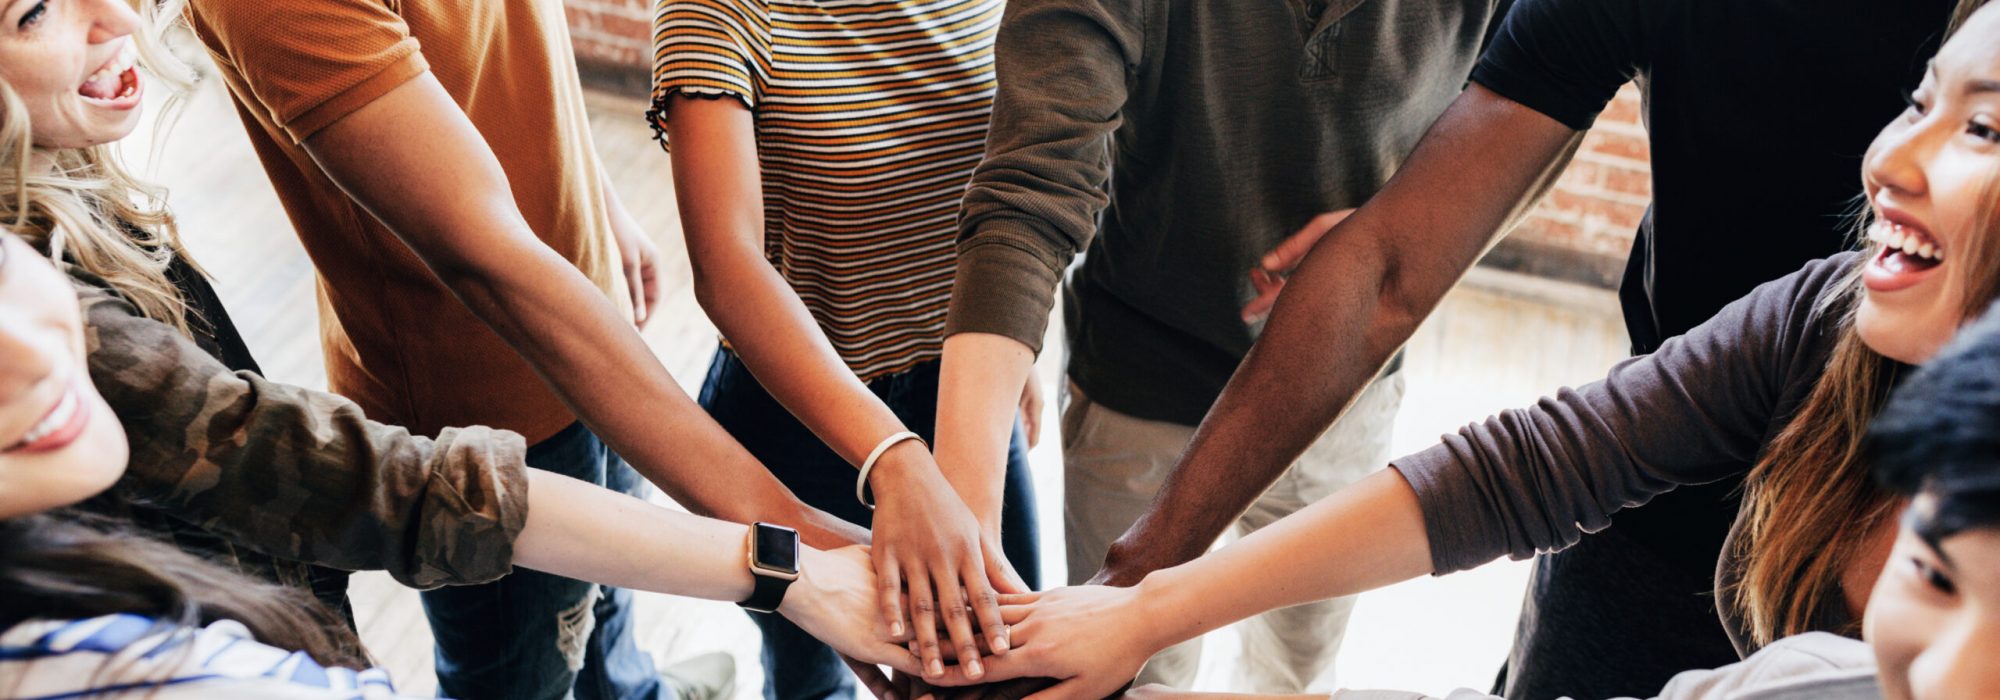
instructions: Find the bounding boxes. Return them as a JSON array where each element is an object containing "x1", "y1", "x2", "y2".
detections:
[{"x1": 738, "y1": 522, "x2": 801, "y2": 613}]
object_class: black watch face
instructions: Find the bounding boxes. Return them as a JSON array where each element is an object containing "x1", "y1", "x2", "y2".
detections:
[{"x1": 755, "y1": 524, "x2": 799, "y2": 572}]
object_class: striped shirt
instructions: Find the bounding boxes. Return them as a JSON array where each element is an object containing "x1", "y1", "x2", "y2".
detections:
[
  {"x1": 649, "y1": 0, "x2": 1002, "y2": 381},
  {"x1": 0, "y1": 615, "x2": 411, "y2": 699}
]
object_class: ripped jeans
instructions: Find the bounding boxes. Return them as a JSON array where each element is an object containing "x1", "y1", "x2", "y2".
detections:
[{"x1": 422, "y1": 422, "x2": 666, "y2": 700}]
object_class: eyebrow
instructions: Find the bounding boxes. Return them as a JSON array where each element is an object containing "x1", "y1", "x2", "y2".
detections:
[{"x1": 1973, "y1": 80, "x2": 2000, "y2": 96}]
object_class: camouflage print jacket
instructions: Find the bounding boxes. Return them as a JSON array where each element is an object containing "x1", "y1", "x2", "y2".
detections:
[{"x1": 72, "y1": 266, "x2": 531, "y2": 591}]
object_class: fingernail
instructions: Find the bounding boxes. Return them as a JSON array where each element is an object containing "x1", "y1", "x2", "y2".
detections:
[
  {"x1": 890, "y1": 621, "x2": 905, "y2": 637},
  {"x1": 993, "y1": 626, "x2": 1010, "y2": 653},
  {"x1": 967, "y1": 657, "x2": 984, "y2": 678},
  {"x1": 928, "y1": 660, "x2": 944, "y2": 677}
]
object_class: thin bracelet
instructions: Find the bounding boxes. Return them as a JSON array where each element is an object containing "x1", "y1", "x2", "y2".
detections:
[{"x1": 856, "y1": 431, "x2": 926, "y2": 509}]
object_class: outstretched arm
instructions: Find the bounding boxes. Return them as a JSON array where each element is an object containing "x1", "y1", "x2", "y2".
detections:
[
  {"x1": 298, "y1": 74, "x2": 862, "y2": 548},
  {"x1": 657, "y1": 94, "x2": 1016, "y2": 681},
  {"x1": 1093, "y1": 85, "x2": 1580, "y2": 585}
]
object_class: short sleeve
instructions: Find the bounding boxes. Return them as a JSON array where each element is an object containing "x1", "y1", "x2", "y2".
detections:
[
  {"x1": 651, "y1": 0, "x2": 770, "y2": 110},
  {"x1": 1468, "y1": 0, "x2": 1651, "y2": 131},
  {"x1": 185, "y1": 0, "x2": 428, "y2": 143}
]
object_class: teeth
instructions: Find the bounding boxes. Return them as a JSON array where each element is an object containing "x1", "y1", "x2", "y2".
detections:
[
  {"x1": 81, "y1": 43, "x2": 137, "y2": 92},
  {"x1": 16, "y1": 384, "x2": 77, "y2": 447},
  {"x1": 1874, "y1": 221, "x2": 1945, "y2": 261}
]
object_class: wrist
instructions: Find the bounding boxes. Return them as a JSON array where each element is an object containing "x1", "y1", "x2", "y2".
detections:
[
  {"x1": 1129, "y1": 568, "x2": 1194, "y2": 654},
  {"x1": 776, "y1": 547, "x2": 830, "y2": 617}
]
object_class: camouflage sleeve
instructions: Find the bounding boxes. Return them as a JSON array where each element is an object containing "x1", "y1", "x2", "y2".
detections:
[{"x1": 77, "y1": 281, "x2": 531, "y2": 589}]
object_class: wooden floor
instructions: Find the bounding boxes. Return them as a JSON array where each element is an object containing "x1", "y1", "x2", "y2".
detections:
[{"x1": 122, "y1": 65, "x2": 1632, "y2": 697}]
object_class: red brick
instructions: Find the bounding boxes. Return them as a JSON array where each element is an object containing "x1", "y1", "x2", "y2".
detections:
[{"x1": 1583, "y1": 129, "x2": 1650, "y2": 163}]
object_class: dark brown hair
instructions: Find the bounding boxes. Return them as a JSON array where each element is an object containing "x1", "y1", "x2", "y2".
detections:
[{"x1": 0, "y1": 512, "x2": 369, "y2": 673}]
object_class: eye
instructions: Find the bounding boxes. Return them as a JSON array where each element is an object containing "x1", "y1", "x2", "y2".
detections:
[
  {"x1": 1912, "y1": 556, "x2": 1958, "y2": 596},
  {"x1": 1969, "y1": 118, "x2": 2000, "y2": 145},
  {"x1": 16, "y1": 0, "x2": 45, "y2": 29},
  {"x1": 1904, "y1": 90, "x2": 1930, "y2": 122}
]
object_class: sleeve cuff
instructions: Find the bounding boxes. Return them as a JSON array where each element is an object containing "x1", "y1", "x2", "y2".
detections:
[
  {"x1": 944, "y1": 227, "x2": 1067, "y2": 355},
  {"x1": 1391, "y1": 444, "x2": 1506, "y2": 576},
  {"x1": 284, "y1": 46, "x2": 430, "y2": 144},
  {"x1": 403, "y1": 425, "x2": 530, "y2": 589}
]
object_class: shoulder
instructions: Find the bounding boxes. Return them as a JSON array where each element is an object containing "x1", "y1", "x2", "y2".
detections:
[{"x1": 1655, "y1": 632, "x2": 1880, "y2": 700}]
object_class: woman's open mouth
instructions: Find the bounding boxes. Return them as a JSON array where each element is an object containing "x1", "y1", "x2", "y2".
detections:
[
  {"x1": 77, "y1": 43, "x2": 141, "y2": 109},
  {"x1": 1863, "y1": 216, "x2": 1945, "y2": 294},
  {"x1": 5, "y1": 376, "x2": 90, "y2": 455}
]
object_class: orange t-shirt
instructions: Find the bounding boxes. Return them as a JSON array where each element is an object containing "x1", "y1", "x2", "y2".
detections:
[{"x1": 186, "y1": 0, "x2": 623, "y2": 443}]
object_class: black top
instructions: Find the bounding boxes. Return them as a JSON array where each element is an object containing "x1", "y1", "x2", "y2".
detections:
[
  {"x1": 1465, "y1": 1, "x2": 1954, "y2": 696},
  {"x1": 1472, "y1": 0, "x2": 1953, "y2": 350}
]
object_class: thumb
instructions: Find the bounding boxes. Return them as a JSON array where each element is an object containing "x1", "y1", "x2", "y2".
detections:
[{"x1": 985, "y1": 545, "x2": 1031, "y2": 594}]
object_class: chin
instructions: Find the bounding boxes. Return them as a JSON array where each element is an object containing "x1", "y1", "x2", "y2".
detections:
[{"x1": 1857, "y1": 292, "x2": 1963, "y2": 365}]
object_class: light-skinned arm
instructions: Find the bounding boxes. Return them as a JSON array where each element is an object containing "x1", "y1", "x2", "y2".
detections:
[
  {"x1": 656, "y1": 95, "x2": 1018, "y2": 682},
  {"x1": 299, "y1": 74, "x2": 865, "y2": 550},
  {"x1": 1091, "y1": 84, "x2": 1582, "y2": 586},
  {"x1": 511, "y1": 469, "x2": 920, "y2": 676},
  {"x1": 935, "y1": 0, "x2": 1142, "y2": 540},
  {"x1": 932, "y1": 469, "x2": 1433, "y2": 700}
]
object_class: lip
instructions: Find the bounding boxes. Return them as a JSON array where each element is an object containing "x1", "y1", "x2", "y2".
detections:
[
  {"x1": 5, "y1": 376, "x2": 91, "y2": 455},
  {"x1": 1862, "y1": 205, "x2": 1945, "y2": 295}
]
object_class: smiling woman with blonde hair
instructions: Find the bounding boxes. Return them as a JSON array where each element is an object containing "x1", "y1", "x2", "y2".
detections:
[{"x1": 0, "y1": 3, "x2": 921, "y2": 693}]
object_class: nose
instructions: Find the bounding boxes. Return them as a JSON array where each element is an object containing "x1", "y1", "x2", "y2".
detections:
[
  {"x1": 83, "y1": 0, "x2": 142, "y2": 46},
  {"x1": 1864, "y1": 113, "x2": 1935, "y2": 203}
]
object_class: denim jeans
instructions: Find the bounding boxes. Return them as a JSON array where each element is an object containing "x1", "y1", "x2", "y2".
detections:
[
  {"x1": 422, "y1": 422, "x2": 666, "y2": 700},
  {"x1": 699, "y1": 348, "x2": 1043, "y2": 700}
]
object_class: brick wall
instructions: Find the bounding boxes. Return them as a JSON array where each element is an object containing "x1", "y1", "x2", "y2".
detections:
[{"x1": 566, "y1": 1, "x2": 1651, "y2": 287}]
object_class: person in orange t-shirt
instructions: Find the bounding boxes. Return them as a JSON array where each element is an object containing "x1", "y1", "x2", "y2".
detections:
[{"x1": 176, "y1": 0, "x2": 867, "y2": 697}]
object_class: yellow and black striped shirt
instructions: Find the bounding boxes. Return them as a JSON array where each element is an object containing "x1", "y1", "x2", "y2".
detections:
[{"x1": 650, "y1": 0, "x2": 1002, "y2": 381}]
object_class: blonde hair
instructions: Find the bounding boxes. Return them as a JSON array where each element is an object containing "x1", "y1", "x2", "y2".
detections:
[
  {"x1": 1736, "y1": 111, "x2": 2000, "y2": 645},
  {"x1": 0, "y1": 0, "x2": 199, "y2": 333}
]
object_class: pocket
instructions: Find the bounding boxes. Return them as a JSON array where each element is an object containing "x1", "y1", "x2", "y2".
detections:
[
  {"x1": 1059, "y1": 380, "x2": 1094, "y2": 453},
  {"x1": 1299, "y1": 0, "x2": 1371, "y2": 81}
]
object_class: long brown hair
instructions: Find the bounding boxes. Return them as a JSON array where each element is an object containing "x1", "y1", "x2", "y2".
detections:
[
  {"x1": 0, "y1": 512, "x2": 369, "y2": 671},
  {"x1": 1736, "y1": 152, "x2": 2000, "y2": 645},
  {"x1": 0, "y1": 0, "x2": 199, "y2": 333}
]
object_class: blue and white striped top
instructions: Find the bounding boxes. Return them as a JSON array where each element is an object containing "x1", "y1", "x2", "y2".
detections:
[{"x1": 0, "y1": 614, "x2": 412, "y2": 699}]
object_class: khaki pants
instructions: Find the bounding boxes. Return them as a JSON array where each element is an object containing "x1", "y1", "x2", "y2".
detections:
[{"x1": 1060, "y1": 373, "x2": 1405, "y2": 693}]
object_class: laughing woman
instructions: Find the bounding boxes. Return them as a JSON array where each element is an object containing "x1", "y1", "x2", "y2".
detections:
[
  {"x1": 0, "y1": 0, "x2": 919, "y2": 686},
  {"x1": 648, "y1": 0, "x2": 1040, "y2": 695},
  {"x1": 943, "y1": 3, "x2": 2000, "y2": 698}
]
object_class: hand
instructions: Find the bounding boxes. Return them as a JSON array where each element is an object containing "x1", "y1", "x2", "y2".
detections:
[
  {"x1": 935, "y1": 587, "x2": 1162, "y2": 700},
  {"x1": 1018, "y1": 376, "x2": 1045, "y2": 448},
  {"x1": 1241, "y1": 208, "x2": 1355, "y2": 324},
  {"x1": 780, "y1": 546, "x2": 922, "y2": 676},
  {"x1": 613, "y1": 217, "x2": 663, "y2": 328},
  {"x1": 869, "y1": 442, "x2": 1018, "y2": 681}
]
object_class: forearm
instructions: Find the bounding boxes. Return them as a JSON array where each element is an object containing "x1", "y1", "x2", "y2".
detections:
[
  {"x1": 1099, "y1": 86, "x2": 1579, "y2": 584},
  {"x1": 300, "y1": 76, "x2": 836, "y2": 545},
  {"x1": 513, "y1": 469, "x2": 757, "y2": 601},
  {"x1": 934, "y1": 332, "x2": 1037, "y2": 524},
  {"x1": 1134, "y1": 470, "x2": 1433, "y2": 650}
]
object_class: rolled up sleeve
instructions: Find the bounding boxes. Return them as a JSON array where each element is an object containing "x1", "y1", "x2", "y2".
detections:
[{"x1": 80, "y1": 281, "x2": 530, "y2": 588}]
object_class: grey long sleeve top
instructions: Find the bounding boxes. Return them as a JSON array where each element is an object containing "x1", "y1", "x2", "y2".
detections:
[{"x1": 1393, "y1": 252, "x2": 1869, "y2": 651}]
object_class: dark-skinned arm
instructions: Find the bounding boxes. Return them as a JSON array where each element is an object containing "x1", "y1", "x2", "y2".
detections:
[
  {"x1": 1094, "y1": 84, "x2": 1581, "y2": 585},
  {"x1": 299, "y1": 74, "x2": 864, "y2": 549}
]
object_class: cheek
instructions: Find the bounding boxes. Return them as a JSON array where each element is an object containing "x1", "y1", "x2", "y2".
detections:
[
  {"x1": 1867, "y1": 593, "x2": 1928, "y2": 700},
  {"x1": 0, "y1": 395, "x2": 127, "y2": 518}
]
